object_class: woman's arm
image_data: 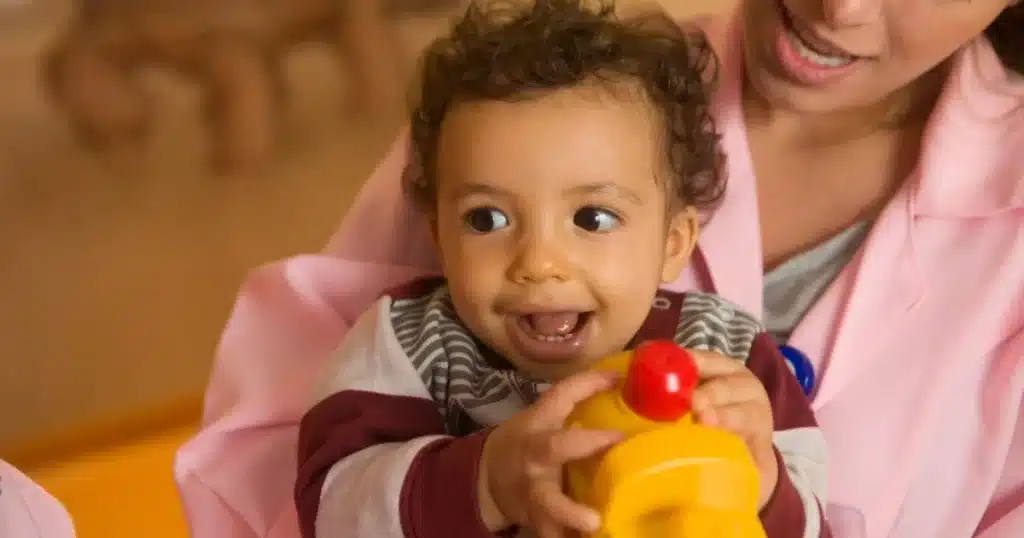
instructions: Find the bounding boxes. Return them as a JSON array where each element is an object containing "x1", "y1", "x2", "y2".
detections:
[
  {"x1": 973, "y1": 426, "x2": 1023, "y2": 538},
  {"x1": 0, "y1": 459, "x2": 76, "y2": 538},
  {"x1": 174, "y1": 132, "x2": 439, "y2": 538},
  {"x1": 322, "y1": 130, "x2": 438, "y2": 266},
  {"x1": 973, "y1": 330, "x2": 1024, "y2": 538}
]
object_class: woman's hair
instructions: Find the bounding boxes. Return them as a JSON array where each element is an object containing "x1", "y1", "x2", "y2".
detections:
[
  {"x1": 405, "y1": 0, "x2": 725, "y2": 213},
  {"x1": 986, "y1": 5, "x2": 1024, "y2": 75}
]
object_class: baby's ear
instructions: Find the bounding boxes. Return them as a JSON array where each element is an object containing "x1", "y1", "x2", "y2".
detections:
[{"x1": 661, "y1": 206, "x2": 699, "y2": 283}]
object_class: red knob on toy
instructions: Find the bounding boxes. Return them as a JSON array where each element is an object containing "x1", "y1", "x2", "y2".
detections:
[{"x1": 622, "y1": 340, "x2": 699, "y2": 422}]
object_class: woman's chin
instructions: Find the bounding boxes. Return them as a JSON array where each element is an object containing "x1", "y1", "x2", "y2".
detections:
[{"x1": 743, "y1": 65, "x2": 874, "y2": 119}]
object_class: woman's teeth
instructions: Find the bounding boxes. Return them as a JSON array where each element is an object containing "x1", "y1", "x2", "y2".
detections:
[{"x1": 784, "y1": 26, "x2": 854, "y2": 68}]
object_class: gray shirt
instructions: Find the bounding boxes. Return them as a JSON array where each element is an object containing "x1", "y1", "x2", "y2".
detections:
[{"x1": 763, "y1": 222, "x2": 871, "y2": 344}]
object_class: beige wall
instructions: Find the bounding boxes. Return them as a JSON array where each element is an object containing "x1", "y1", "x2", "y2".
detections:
[
  {"x1": 0, "y1": 0, "x2": 735, "y2": 450},
  {"x1": 0, "y1": 0, "x2": 404, "y2": 448}
]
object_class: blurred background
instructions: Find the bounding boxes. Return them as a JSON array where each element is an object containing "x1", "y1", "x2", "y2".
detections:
[{"x1": 0, "y1": 0, "x2": 726, "y2": 536}]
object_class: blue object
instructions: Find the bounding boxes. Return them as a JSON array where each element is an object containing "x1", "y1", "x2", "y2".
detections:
[{"x1": 779, "y1": 345, "x2": 815, "y2": 396}]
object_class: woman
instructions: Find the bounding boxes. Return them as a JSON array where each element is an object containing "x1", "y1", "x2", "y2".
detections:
[{"x1": 174, "y1": 1, "x2": 1024, "y2": 537}]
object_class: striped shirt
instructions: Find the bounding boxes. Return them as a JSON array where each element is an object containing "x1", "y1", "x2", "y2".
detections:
[{"x1": 295, "y1": 278, "x2": 831, "y2": 538}]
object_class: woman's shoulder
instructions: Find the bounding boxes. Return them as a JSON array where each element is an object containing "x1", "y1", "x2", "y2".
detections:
[
  {"x1": 914, "y1": 39, "x2": 1023, "y2": 218},
  {"x1": 955, "y1": 37, "x2": 1024, "y2": 119}
]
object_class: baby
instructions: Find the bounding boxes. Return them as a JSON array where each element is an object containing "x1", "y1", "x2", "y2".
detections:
[{"x1": 295, "y1": 1, "x2": 830, "y2": 537}]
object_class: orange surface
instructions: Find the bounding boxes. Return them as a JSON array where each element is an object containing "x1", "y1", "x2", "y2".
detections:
[{"x1": 26, "y1": 426, "x2": 194, "y2": 538}]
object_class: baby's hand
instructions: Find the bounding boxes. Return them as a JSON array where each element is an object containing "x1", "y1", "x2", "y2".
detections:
[
  {"x1": 478, "y1": 370, "x2": 623, "y2": 538},
  {"x1": 688, "y1": 350, "x2": 779, "y2": 510}
]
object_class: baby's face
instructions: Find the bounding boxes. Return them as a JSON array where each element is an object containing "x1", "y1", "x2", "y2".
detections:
[{"x1": 431, "y1": 85, "x2": 698, "y2": 381}]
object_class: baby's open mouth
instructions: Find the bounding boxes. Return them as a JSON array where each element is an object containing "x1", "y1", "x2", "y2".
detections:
[
  {"x1": 505, "y1": 310, "x2": 595, "y2": 364},
  {"x1": 517, "y1": 311, "x2": 594, "y2": 342}
]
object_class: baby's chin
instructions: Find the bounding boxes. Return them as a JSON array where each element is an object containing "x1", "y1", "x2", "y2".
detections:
[
  {"x1": 511, "y1": 350, "x2": 613, "y2": 383},
  {"x1": 484, "y1": 325, "x2": 635, "y2": 381}
]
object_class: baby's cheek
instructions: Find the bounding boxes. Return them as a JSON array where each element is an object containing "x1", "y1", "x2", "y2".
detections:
[
  {"x1": 607, "y1": 286, "x2": 660, "y2": 326},
  {"x1": 590, "y1": 312, "x2": 647, "y2": 359}
]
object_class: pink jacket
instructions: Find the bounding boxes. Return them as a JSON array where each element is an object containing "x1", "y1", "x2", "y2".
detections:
[
  {"x1": 0, "y1": 460, "x2": 75, "y2": 538},
  {"x1": 174, "y1": 16, "x2": 1024, "y2": 538}
]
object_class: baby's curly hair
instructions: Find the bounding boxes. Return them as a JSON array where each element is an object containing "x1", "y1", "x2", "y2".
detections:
[{"x1": 405, "y1": 0, "x2": 725, "y2": 213}]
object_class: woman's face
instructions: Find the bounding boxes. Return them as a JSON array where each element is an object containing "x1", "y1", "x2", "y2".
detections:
[{"x1": 742, "y1": 0, "x2": 1012, "y2": 115}]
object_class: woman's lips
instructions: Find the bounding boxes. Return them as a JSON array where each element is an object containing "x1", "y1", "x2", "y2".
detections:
[{"x1": 772, "y1": 0, "x2": 864, "y2": 87}]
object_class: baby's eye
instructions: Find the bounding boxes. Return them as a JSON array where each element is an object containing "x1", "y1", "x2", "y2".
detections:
[
  {"x1": 573, "y1": 206, "x2": 621, "y2": 233},
  {"x1": 463, "y1": 207, "x2": 509, "y2": 233}
]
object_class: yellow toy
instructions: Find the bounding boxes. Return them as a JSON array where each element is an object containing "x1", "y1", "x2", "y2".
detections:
[{"x1": 565, "y1": 340, "x2": 767, "y2": 538}]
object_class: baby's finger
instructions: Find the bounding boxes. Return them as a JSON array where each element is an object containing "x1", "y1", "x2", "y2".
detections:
[
  {"x1": 527, "y1": 428, "x2": 624, "y2": 468},
  {"x1": 531, "y1": 480, "x2": 602, "y2": 534},
  {"x1": 688, "y1": 350, "x2": 746, "y2": 378},
  {"x1": 695, "y1": 401, "x2": 772, "y2": 437},
  {"x1": 691, "y1": 373, "x2": 766, "y2": 413},
  {"x1": 533, "y1": 516, "x2": 567, "y2": 538},
  {"x1": 532, "y1": 370, "x2": 619, "y2": 425}
]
